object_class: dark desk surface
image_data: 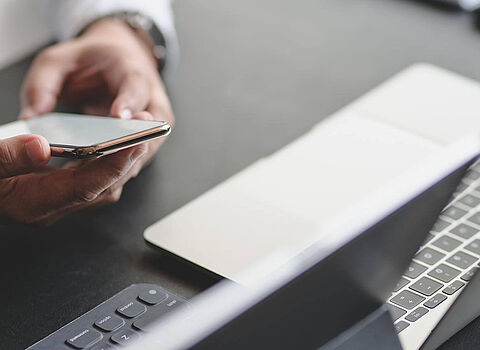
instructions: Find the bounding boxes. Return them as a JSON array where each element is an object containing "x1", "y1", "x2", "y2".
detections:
[{"x1": 1, "y1": 0, "x2": 480, "y2": 349}]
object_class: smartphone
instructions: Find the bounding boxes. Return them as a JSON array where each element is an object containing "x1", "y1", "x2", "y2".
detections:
[{"x1": 0, "y1": 113, "x2": 171, "y2": 159}]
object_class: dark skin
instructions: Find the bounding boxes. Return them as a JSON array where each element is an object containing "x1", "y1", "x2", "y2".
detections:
[{"x1": 0, "y1": 18, "x2": 174, "y2": 225}]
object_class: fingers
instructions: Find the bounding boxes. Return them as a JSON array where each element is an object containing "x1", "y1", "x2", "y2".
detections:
[
  {"x1": 68, "y1": 146, "x2": 146, "y2": 203},
  {"x1": 20, "y1": 46, "x2": 74, "y2": 119},
  {"x1": 109, "y1": 71, "x2": 151, "y2": 119},
  {"x1": 0, "y1": 135, "x2": 50, "y2": 178}
]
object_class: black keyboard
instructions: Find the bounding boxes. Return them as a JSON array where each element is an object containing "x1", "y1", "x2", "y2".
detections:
[{"x1": 26, "y1": 284, "x2": 188, "y2": 350}]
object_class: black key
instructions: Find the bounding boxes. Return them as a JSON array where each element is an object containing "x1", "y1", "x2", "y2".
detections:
[
  {"x1": 94, "y1": 314, "x2": 125, "y2": 332},
  {"x1": 424, "y1": 293, "x2": 447, "y2": 309},
  {"x1": 428, "y1": 264, "x2": 461, "y2": 283},
  {"x1": 117, "y1": 301, "x2": 146, "y2": 318},
  {"x1": 111, "y1": 329, "x2": 139, "y2": 346},
  {"x1": 404, "y1": 261, "x2": 428, "y2": 279},
  {"x1": 446, "y1": 251, "x2": 478, "y2": 269},
  {"x1": 465, "y1": 170, "x2": 480, "y2": 180},
  {"x1": 468, "y1": 212, "x2": 480, "y2": 226},
  {"x1": 450, "y1": 223, "x2": 478, "y2": 239},
  {"x1": 393, "y1": 277, "x2": 410, "y2": 293},
  {"x1": 465, "y1": 239, "x2": 480, "y2": 255},
  {"x1": 138, "y1": 287, "x2": 168, "y2": 305},
  {"x1": 432, "y1": 219, "x2": 450, "y2": 233},
  {"x1": 431, "y1": 235, "x2": 462, "y2": 252},
  {"x1": 442, "y1": 206, "x2": 467, "y2": 221},
  {"x1": 405, "y1": 307, "x2": 429, "y2": 322},
  {"x1": 66, "y1": 329, "x2": 102, "y2": 349},
  {"x1": 90, "y1": 344, "x2": 115, "y2": 350},
  {"x1": 395, "y1": 321, "x2": 410, "y2": 333},
  {"x1": 409, "y1": 277, "x2": 443, "y2": 296},
  {"x1": 133, "y1": 296, "x2": 186, "y2": 332},
  {"x1": 461, "y1": 267, "x2": 478, "y2": 281},
  {"x1": 390, "y1": 290, "x2": 425, "y2": 310},
  {"x1": 388, "y1": 304, "x2": 407, "y2": 322},
  {"x1": 455, "y1": 183, "x2": 468, "y2": 194},
  {"x1": 415, "y1": 247, "x2": 445, "y2": 265},
  {"x1": 443, "y1": 280, "x2": 465, "y2": 295},
  {"x1": 423, "y1": 234, "x2": 435, "y2": 245},
  {"x1": 459, "y1": 194, "x2": 480, "y2": 208}
]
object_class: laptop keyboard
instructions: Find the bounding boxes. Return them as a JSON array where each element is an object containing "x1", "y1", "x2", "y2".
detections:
[
  {"x1": 26, "y1": 284, "x2": 187, "y2": 349},
  {"x1": 388, "y1": 163, "x2": 480, "y2": 334}
]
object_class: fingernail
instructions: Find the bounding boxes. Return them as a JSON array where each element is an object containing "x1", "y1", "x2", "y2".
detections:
[
  {"x1": 119, "y1": 108, "x2": 133, "y2": 119},
  {"x1": 25, "y1": 138, "x2": 48, "y2": 165}
]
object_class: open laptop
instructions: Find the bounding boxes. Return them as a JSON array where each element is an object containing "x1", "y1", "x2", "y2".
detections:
[
  {"x1": 143, "y1": 64, "x2": 480, "y2": 349},
  {"x1": 128, "y1": 133, "x2": 480, "y2": 350}
]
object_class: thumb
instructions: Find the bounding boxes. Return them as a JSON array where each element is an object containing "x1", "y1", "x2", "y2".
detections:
[
  {"x1": 0, "y1": 135, "x2": 51, "y2": 178},
  {"x1": 110, "y1": 72, "x2": 150, "y2": 119}
]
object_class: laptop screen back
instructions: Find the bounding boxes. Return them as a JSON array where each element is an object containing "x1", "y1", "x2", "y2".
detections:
[{"x1": 128, "y1": 137, "x2": 480, "y2": 350}]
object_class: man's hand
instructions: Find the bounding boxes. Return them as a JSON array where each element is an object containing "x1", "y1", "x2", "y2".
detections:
[
  {"x1": 0, "y1": 134, "x2": 147, "y2": 225},
  {"x1": 2, "y1": 18, "x2": 175, "y2": 224}
]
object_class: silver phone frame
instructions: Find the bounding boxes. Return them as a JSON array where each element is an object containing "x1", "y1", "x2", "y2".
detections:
[{"x1": 50, "y1": 122, "x2": 171, "y2": 159}]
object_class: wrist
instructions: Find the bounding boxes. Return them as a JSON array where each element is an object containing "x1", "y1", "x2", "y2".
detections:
[{"x1": 81, "y1": 18, "x2": 158, "y2": 67}]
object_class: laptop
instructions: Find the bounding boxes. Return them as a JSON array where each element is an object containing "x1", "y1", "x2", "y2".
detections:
[
  {"x1": 143, "y1": 63, "x2": 480, "y2": 349},
  {"x1": 129, "y1": 133, "x2": 480, "y2": 350}
]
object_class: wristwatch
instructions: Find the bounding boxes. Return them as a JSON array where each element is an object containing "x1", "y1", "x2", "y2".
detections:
[{"x1": 114, "y1": 11, "x2": 168, "y2": 72}]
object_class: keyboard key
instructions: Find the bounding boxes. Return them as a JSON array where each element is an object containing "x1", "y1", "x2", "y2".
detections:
[
  {"x1": 446, "y1": 251, "x2": 478, "y2": 269},
  {"x1": 431, "y1": 235, "x2": 462, "y2": 252},
  {"x1": 443, "y1": 280, "x2": 465, "y2": 295},
  {"x1": 94, "y1": 314, "x2": 125, "y2": 332},
  {"x1": 424, "y1": 293, "x2": 447, "y2": 309},
  {"x1": 393, "y1": 277, "x2": 410, "y2": 293},
  {"x1": 388, "y1": 304, "x2": 407, "y2": 322},
  {"x1": 395, "y1": 321, "x2": 410, "y2": 333},
  {"x1": 423, "y1": 234, "x2": 435, "y2": 245},
  {"x1": 459, "y1": 194, "x2": 480, "y2": 208},
  {"x1": 450, "y1": 223, "x2": 478, "y2": 239},
  {"x1": 468, "y1": 212, "x2": 480, "y2": 226},
  {"x1": 415, "y1": 247, "x2": 445, "y2": 265},
  {"x1": 138, "y1": 287, "x2": 168, "y2": 305},
  {"x1": 465, "y1": 170, "x2": 480, "y2": 180},
  {"x1": 111, "y1": 329, "x2": 139, "y2": 346},
  {"x1": 442, "y1": 206, "x2": 467, "y2": 221},
  {"x1": 428, "y1": 264, "x2": 461, "y2": 283},
  {"x1": 117, "y1": 301, "x2": 147, "y2": 318},
  {"x1": 431, "y1": 219, "x2": 450, "y2": 233},
  {"x1": 455, "y1": 183, "x2": 468, "y2": 194},
  {"x1": 409, "y1": 277, "x2": 443, "y2": 296},
  {"x1": 90, "y1": 344, "x2": 115, "y2": 350},
  {"x1": 405, "y1": 307, "x2": 429, "y2": 322},
  {"x1": 66, "y1": 329, "x2": 102, "y2": 349},
  {"x1": 404, "y1": 261, "x2": 428, "y2": 279},
  {"x1": 461, "y1": 267, "x2": 478, "y2": 281},
  {"x1": 133, "y1": 296, "x2": 186, "y2": 332},
  {"x1": 465, "y1": 239, "x2": 480, "y2": 255},
  {"x1": 390, "y1": 290, "x2": 425, "y2": 310}
]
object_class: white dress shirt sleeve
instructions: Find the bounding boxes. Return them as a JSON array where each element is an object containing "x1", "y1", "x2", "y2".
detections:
[{"x1": 42, "y1": 0, "x2": 178, "y2": 73}]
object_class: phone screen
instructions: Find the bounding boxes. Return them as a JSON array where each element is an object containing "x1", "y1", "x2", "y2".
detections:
[{"x1": 8, "y1": 113, "x2": 166, "y2": 147}]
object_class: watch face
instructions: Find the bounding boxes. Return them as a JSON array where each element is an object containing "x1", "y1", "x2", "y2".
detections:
[{"x1": 123, "y1": 12, "x2": 167, "y2": 71}]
